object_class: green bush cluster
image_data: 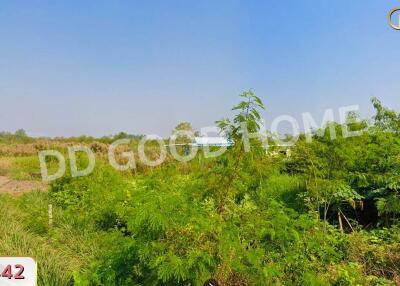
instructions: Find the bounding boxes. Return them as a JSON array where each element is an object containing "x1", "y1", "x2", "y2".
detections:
[
  {"x1": 1, "y1": 92, "x2": 399, "y2": 285},
  {"x1": 43, "y1": 92, "x2": 399, "y2": 285}
]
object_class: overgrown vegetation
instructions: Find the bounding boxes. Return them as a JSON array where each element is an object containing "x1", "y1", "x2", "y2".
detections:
[
  {"x1": 0, "y1": 92, "x2": 399, "y2": 285},
  {"x1": 0, "y1": 129, "x2": 33, "y2": 144}
]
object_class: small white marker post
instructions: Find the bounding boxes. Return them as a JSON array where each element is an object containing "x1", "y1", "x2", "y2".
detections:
[{"x1": 48, "y1": 204, "x2": 53, "y2": 227}]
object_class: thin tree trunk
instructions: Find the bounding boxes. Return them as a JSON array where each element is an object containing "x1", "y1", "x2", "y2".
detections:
[
  {"x1": 340, "y1": 210, "x2": 354, "y2": 232},
  {"x1": 338, "y1": 210, "x2": 343, "y2": 233}
]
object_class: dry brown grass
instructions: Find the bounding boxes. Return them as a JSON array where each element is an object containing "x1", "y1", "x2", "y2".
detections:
[
  {"x1": 0, "y1": 140, "x2": 112, "y2": 157},
  {"x1": 0, "y1": 140, "x2": 68, "y2": 156},
  {"x1": 0, "y1": 175, "x2": 47, "y2": 195},
  {"x1": 0, "y1": 157, "x2": 12, "y2": 176},
  {"x1": 0, "y1": 140, "x2": 181, "y2": 179}
]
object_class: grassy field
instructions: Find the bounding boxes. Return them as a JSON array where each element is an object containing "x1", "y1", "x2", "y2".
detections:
[{"x1": 0, "y1": 95, "x2": 399, "y2": 285}]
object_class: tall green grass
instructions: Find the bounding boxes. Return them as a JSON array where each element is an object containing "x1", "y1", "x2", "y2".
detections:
[{"x1": 0, "y1": 192, "x2": 102, "y2": 286}]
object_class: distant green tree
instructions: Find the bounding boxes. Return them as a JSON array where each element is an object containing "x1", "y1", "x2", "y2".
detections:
[
  {"x1": 172, "y1": 122, "x2": 199, "y2": 136},
  {"x1": 371, "y1": 97, "x2": 400, "y2": 133},
  {"x1": 171, "y1": 122, "x2": 198, "y2": 144},
  {"x1": 14, "y1": 129, "x2": 27, "y2": 138}
]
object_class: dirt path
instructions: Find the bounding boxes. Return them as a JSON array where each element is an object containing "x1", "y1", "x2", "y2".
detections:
[{"x1": 0, "y1": 176, "x2": 47, "y2": 195}]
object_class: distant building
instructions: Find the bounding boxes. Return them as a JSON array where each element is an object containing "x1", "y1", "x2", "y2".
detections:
[{"x1": 193, "y1": 137, "x2": 232, "y2": 147}]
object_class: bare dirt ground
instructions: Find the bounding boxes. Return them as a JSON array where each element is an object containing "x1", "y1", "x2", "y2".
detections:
[{"x1": 0, "y1": 176, "x2": 47, "y2": 195}]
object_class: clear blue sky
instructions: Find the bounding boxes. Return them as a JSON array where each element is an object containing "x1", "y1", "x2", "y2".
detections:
[{"x1": 1, "y1": 0, "x2": 399, "y2": 137}]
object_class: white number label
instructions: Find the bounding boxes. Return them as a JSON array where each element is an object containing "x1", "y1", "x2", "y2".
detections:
[{"x1": 0, "y1": 258, "x2": 36, "y2": 286}]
